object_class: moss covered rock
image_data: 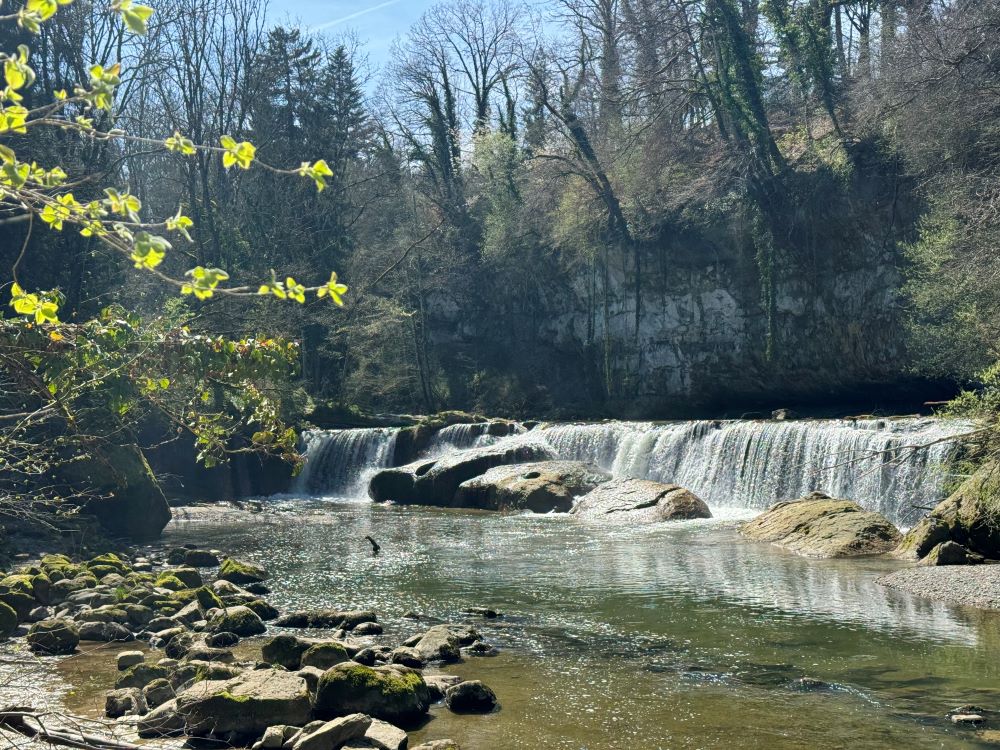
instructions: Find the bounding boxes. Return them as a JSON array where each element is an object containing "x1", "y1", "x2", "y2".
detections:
[
  {"x1": 314, "y1": 662, "x2": 431, "y2": 726},
  {"x1": 896, "y1": 463, "x2": 1000, "y2": 561},
  {"x1": 244, "y1": 598, "x2": 280, "y2": 621},
  {"x1": 168, "y1": 568, "x2": 203, "y2": 588},
  {"x1": 193, "y1": 586, "x2": 224, "y2": 611},
  {"x1": 116, "y1": 663, "x2": 172, "y2": 689},
  {"x1": 261, "y1": 634, "x2": 316, "y2": 669},
  {"x1": 0, "y1": 601, "x2": 17, "y2": 638},
  {"x1": 175, "y1": 668, "x2": 312, "y2": 740},
  {"x1": 300, "y1": 642, "x2": 350, "y2": 670},
  {"x1": 206, "y1": 605, "x2": 266, "y2": 636},
  {"x1": 27, "y1": 618, "x2": 80, "y2": 654},
  {"x1": 218, "y1": 558, "x2": 269, "y2": 585},
  {"x1": 741, "y1": 492, "x2": 900, "y2": 558},
  {"x1": 87, "y1": 553, "x2": 130, "y2": 574}
]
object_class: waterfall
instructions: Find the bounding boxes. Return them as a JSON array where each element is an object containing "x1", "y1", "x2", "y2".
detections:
[
  {"x1": 425, "y1": 422, "x2": 527, "y2": 455},
  {"x1": 294, "y1": 428, "x2": 400, "y2": 498},
  {"x1": 539, "y1": 418, "x2": 969, "y2": 526}
]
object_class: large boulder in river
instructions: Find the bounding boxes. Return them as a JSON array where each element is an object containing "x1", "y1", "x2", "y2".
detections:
[
  {"x1": 454, "y1": 461, "x2": 611, "y2": 513},
  {"x1": 70, "y1": 444, "x2": 171, "y2": 540},
  {"x1": 571, "y1": 478, "x2": 711, "y2": 523},
  {"x1": 369, "y1": 441, "x2": 556, "y2": 506},
  {"x1": 175, "y1": 668, "x2": 312, "y2": 740},
  {"x1": 895, "y1": 463, "x2": 1000, "y2": 562},
  {"x1": 314, "y1": 662, "x2": 431, "y2": 726},
  {"x1": 741, "y1": 492, "x2": 901, "y2": 558}
]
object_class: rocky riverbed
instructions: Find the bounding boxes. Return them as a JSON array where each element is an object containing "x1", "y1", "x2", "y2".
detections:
[{"x1": 0, "y1": 537, "x2": 502, "y2": 749}]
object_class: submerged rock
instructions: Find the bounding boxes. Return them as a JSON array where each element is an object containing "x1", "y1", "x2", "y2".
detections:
[
  {"x1": 571, "y1": 478, "x2": 712, "y2": 523},
  {"x1": 369, "y1": 442, "x2": 556, "y2": 506},
  {"x1": 741, "y1": 492, "x2": 901, "y2": 558},
  {"x1": 455, "y1": 460, "x2": 611, "y2": 513}
]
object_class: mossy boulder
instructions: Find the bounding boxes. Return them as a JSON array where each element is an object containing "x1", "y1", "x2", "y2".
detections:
[
  {"x1": 0, "y1": 574, "x2": 36, "y2": 597},
  {"x1": 0, "y1": 601, "x2": 17, "y2": 637},
  {"x1": 184, "y1": 549, "x2": 220, "y2": 568},
  {"x1": 314, "y1": 662, "x2": 431, "y2": 726},
  {"x1": 262, "y1": 634, "x2": 316, "y2": 669},
  {"x1": 244, "y1": 598, "x2": 280, "y2": 621},
  {"x1": 896, "y1": 463, "x2": 1000, "y2": 561},
  {"x1": 154, "y1": 573, "x2": 189, "y2": 592},
  {"x1": 218, "y1": 558, "x2": 269, "y2": 585},
  {"x1": 88, "y1": 553, "x2": 130, "y2": 574},
  {"x1": 175, "y1": 668, "x2": 312, "y2": 740},
  {"x1": 168, "y1": 568, "x2": 203, "y2": 588},
  {"x1": 193, "y1": 586, "x2": 224, "y2": 611},
  {"x1": 116, "y1": 663, "x2": 172, "y2": 689},
  {"x1": 1, "y1": 590, "x2": 37, "y2": 621},
  {"x1": 27, "y1": 618, "x2": 80, "y2": 654},
  {"x1": 741, "y1": 492, "x2": 901, "y2": 558},
  {"x1": 300, "y1": 642, "x2": 350, "y2": 670},
  {"x1": 206, "y1": 605, "x2": 266, "y2": 636}
]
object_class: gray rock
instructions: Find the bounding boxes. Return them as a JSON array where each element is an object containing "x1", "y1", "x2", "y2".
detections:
[
  {"x1": 413, "y1": 625, "x2": 461, "y2": 663},
  {"x1": 142, "y1": 678, "x2": 175, "y2": 709},
  {"x1": 369, "y1": 441, "x2": 556, "y2": 506},
  {"x1": 117, "y1": 650, "x2": 145, "y2": 670},
  {"x1": 136, "y1": 699, "x2": 184, "y2": 738},
  {"x1": 27, "y1": 618, "x2": 79, "y2": 654},
  {"x1": 175, "y1": 668, "x2": 312, "y2": 740},
  {"x1": 741, "y1": 492, "x2": 900, "y2": 557},
  {"x1": 79, "y1": 621, "x2": 134, "y2": 642},
  {"x1": 573, "y1": 478, "x2": 712, "y2": 523},
  {"x1": 292, "y1": 714, "x2": 372, "y2": 750},
  {"x1": 444, "y1": 680, "x2": 498, "y2": 713},
  {"x1": 105, "y1": 688, "x2": 147, "y2": 718},
  {"x1": 360, "y1": 719, "x2": 408, "y2": 750},
  {"x1": 206, "y1": 605, "x2": 266, "y2": 636},
  {"x1": 455, "y1": 460, "x2": 611, "y2": 512},
  {"x1": 389, "y1": 646, "x2": 424, "y2": 668}
]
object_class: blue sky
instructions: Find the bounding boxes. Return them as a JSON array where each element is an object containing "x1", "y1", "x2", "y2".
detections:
[{"x1": 267, "y1": 0, "x2": 440, "y2": 70}]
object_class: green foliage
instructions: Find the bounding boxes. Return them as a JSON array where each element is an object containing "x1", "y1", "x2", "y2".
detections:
[{"x1": 901, "y1": 204, "x2": 994, "y2": 380}]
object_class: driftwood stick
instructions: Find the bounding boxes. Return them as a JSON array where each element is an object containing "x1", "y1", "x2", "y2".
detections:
[{"x1": 0, "y1": 709, "x2": 144, "y2": 750}]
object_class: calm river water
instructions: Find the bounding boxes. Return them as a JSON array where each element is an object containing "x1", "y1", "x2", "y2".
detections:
[{"x1": 131, "y1": 499, "x2": 1000, "y2": 749}]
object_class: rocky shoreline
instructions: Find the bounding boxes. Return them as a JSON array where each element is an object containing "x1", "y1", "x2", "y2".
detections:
[{"x1": 0, "y1": 544, "x2": 504, "y2": 750}]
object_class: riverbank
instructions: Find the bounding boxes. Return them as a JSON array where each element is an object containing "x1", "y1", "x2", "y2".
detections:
[{"x1": 878, "y1": 566, "x2": 1000, "y2": 611}]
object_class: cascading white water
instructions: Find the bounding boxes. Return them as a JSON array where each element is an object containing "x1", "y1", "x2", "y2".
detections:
[
  {"x1": 292, "y1": 417, "x2": 968, "y2": 525},
  {"x1": 425, "y1": 422, "x2": 527, "y2": 455},
  {"x1": 539, "y1": 418, "x2": 970, "y2": 526},
  {"x1": 293, "y1": 428, "x2": 400, "y2": 498}
]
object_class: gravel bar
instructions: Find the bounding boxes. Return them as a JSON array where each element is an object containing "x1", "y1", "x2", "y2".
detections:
[{"x1": 877, "y1": 565, "x2": 1000, "y2": 610}]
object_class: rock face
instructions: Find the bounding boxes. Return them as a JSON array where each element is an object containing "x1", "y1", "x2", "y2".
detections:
[
  {"x1": 74, "y1": 444, "x2": 171, "y2": 540},
  {"x1": 175, "y1": 668, "x2": 312, "y2": 740},
  {"x1": 895, "y1": 463, "x2": 1000, "y2": 562},
  {"x1": 314, "y1": 662, "x2": 431, "y2": 726},
  {"x1": 571, "y1": 478, "x2": 712, "y2": 522},
  {"x1": 454, "y1": 461, "x2": 611, "y2": 513},
  {"x1": 741, "y1": 492, "x2": 901, "y2": 558},
  {"x1": 369, "y1": 442, "x2": 556, "y2": 506}
]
